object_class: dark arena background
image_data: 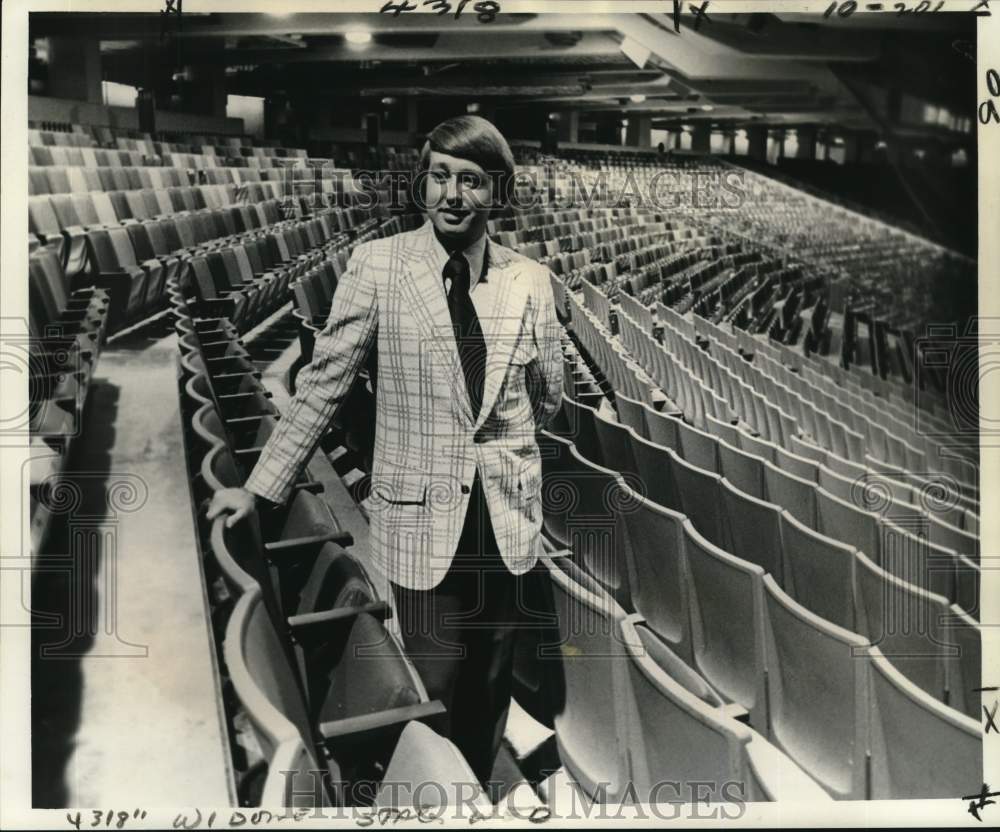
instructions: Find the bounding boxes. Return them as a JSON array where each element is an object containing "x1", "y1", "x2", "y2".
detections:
[{"x1": 19, "y1": 5, "x2": 984, "y2": 815}]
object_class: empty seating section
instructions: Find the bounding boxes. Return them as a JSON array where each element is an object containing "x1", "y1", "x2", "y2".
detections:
[
  {"x1": 27, "y1": 123, "x2": 405, "y2": 336},
  {"x1": 28, "y1": 247, "x2": 111, "y2": 553},
  {"x1": 526, "y1": 158, "x2": 981, "y2": 799}
]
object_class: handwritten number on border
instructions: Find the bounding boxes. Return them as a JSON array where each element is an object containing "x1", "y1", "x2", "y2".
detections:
[
  {"x1": 381, "y1": 0, "x2": 498, "y2": 20},
  {"x1": 980, "y1": 69, "x2": 1000, "y2": 124}
]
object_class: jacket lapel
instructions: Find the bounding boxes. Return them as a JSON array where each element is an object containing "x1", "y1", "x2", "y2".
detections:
[{"x1": 472, "y1": 245, "x2": 529, "y2": 434}]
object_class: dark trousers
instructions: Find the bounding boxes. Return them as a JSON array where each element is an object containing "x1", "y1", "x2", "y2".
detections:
[{"x1": 390, "y1": 468, "x2": 522, "y2": 786}]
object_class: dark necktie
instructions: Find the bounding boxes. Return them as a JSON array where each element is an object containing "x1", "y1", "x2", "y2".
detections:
[{"x1": 443, "y1": 251, "x2": 487, "y2": 421}]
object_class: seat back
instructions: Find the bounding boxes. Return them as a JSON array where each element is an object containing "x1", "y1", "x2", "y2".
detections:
[
  {"x1": 717, "y1": 440, "x2": 765, "y2": 500},
  {"x1": 614, "y1": 392, "x2": 649, "y2": 439},
  {"x1": 779, "y1": 510, "x2": 856, "y2": 632},
  {"x1": 669, "y1": 448, "x2": 727, "y2": 548},
  {"x1": 561, "y1": 445, "x2": 633, "y2": 609},
  {"x1": 760, "y1": 574, "x2": 869, "y2": 800},
  {"x1": 561, "y1": 395, "x2": 603, "y2": 466},
  {"x1": 375, "y1": 722, "x2": 490, "y2": 810},
  {"x1": 619, "y1": 488, "x2": 692, "y2": 663},
  {"x1": 682, "y1": 520, "x2": 767, "y2": 731},
  {"x1": 720, "y1": 479, "x2": 783, "y2": 582},
  {"x1": 620, "y1": 615, "x2": 755, "y2": 799},
  {"x1": 866, "y1": 646, "x2": 981, "y2": 798},
  {"x1": 816, "y1": 489, "x2": 880, "y2": 563},
  {"x1": 591, "y1": 408, "x2": 639, "y2": 477},
  {"x1": 543, "y1": 555, "x2": 631, "y2": 802},
  {"x1": 763, "y1": 460, "x2": 817, "y2": 529},
  {"x1": 853, "y1": 551, "x2": 949, "y2": 703},
  {"x1": 676, "y1": 418, "x2": 718, "y2": 474},
  {"x1": 223, "y1": 588, "x2": 332, "y2": 807}
]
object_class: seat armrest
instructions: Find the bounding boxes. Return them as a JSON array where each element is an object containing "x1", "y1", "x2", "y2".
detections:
[
  {"x1": 319, "y1": 700, "x2": 447, "y2": 746},
  {"x1": 264, "y1": 529, "x2": 354, "y2": 561}
]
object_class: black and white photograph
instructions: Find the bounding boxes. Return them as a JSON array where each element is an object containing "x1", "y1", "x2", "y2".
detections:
[{"x1": 0, "y1": 0, "x2": 996, "y2": 826}]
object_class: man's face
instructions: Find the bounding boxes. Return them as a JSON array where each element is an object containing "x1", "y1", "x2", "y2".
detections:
[{"x1": 424, "y1": 149, "x2": 494, "y2": 245}]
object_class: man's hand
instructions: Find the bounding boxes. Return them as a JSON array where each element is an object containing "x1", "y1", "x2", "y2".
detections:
[{"x1": 205, "y1": 487, "x2": 258, "y2": 528}]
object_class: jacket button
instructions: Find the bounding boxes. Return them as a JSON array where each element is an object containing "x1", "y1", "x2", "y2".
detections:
[{"x1": 461, "y1": 484, "x2": 470, "y2": 494}]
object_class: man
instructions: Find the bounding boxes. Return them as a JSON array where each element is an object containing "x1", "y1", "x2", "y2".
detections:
[{"x1": 206, "y1": 115, "x2": 564, "y2": 786}]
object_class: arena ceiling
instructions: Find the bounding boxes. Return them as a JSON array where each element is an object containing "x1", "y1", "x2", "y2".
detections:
[{"x1": 29, "y1": 10, "x2": 975, "y2": 134}]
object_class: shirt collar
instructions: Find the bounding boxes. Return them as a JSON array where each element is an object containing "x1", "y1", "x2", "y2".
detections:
[{"x1": 429, "y1": 223, "x2": 489, "y2": 290}]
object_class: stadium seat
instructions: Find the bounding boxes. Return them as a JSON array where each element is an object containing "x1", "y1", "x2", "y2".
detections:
[
  {"x1": 779, "y1": 510, "x2": 856, "y2": 632},
  {"x1": 853, "y1": 550, "x2": 949, "y2": 703},
  {"x1": 669, "y1": 448, "x2": 727, "y2": 549},
  {"x1": 224, "y1": 588, "x2": 338, "y2": 807},
  {"x1": 720, "y1": 479, "x2": 784, "y2": 582},
  {"x1": 866, "y1": 646, "x2": 981, "y2": 799},
  {"x1": 760, "y1": 575, "x2": 869, "y2": 800},
  {"x1": 620, "y1": 615, "x2": 830, "y2": 804},
  {"x1": 375, "y1": 722, "x2": 489, "y2": 810},
  {"x1": 618, "y1": 487, "x2": 693, "y2": 664},
  {"x1": 815, "y1": 489, "x2": 880, "y2": 564},
  {"x1": 717, "y1": 440, "x2": 765, "y2": 500},
  {"x1": 591, "y1": 407, "x2": 639, "y2": 478},
  {"x1": 613, "y1": 392, "x2": 649, "y2": 440},
  {"x1": 542, "y1": 554, "x2": 632, "y2": 803},
  {"x1": 683, "y1": 520, "x2": 767, "y2": 732}
]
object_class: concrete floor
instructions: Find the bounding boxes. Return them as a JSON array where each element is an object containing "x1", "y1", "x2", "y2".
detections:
[{"x1": 32, "y1": 314, "x2": 234, "y2": 807}]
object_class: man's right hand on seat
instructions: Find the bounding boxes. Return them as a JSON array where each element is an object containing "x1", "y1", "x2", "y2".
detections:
[{"x1": 206, "y1": 487, "x2": 258, "y2": 528}]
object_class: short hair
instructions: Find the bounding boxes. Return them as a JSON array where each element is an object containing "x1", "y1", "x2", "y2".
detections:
[{"x1": 418, "y1": 115, "x2": 516, "y2": 208}]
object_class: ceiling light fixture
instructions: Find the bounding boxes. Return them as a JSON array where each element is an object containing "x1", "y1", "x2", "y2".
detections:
[
  {"x1": 466, "y1": 102, "x2": 480, "y2": 113},
  {"x1": 345, "y1": 29, "x2": 372, "y2": 46},
  {"x1": 630, "y1": 94, "x2": 646, "y2": 103}
]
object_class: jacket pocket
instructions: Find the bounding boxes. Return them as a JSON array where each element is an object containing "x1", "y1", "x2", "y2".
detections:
[{"x1": 370, "y1": 465, "x2": 428, "y2": 507}]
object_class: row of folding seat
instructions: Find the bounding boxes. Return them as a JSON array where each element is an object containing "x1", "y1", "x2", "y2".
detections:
[
  {"x1": 162, "y1": 151, "x2": 304, "y2": 171},
  {"x1": 79, "y1": 199, "x2": 301, "y2": 331},
  {"x1": 734, "y1": 333, "x2": 979, "y2": 512},
  {"x1": 564, "y1": 293, "x2": 665, "y2": 412},
  {"x1": 553, "y1": 156, "x2": 960, "y2": 393},
  {"x1": 28, "y1": 128, "x2": 96, "y2": 147},
  {"x1": 554, "y1": 393, "x2": 982, "y2": 706},
  {"x1": 539, "y1": 548, "x2": 978, "y2": 803},
  {"x1": 29, "y1": 146, "x2": 150, "y2": 169},
  {"x1": 28, "y1": 162, "x2": 318, "y2": 195},
  {"x1": 554, "y1": 324, "x2": 980, "y2": 622},
  {"x1": 184, "y1": 211, "x2": 358, "y2": 333},
  {"x1": 750, "y1": 335, "x2": 977, "y2": 491},
  {"x1": 523, "y1": 551, "x2": 833, "y2": 804},
  {"x1": 173, "y1": 287, "x2": 485, "y2": 808},
  {"x1": 723, "y1": 325, "x2": 980, "y2": 505},
  {"x1": 655, "y1": 300, "x2": 981, "y2": 513},
  {"x1": 28, "y1": 247, "x2": 111, "y2": 553},
  {"x1": 535, "y1": 406, "x2": 982, "y2": 800},
  {"x1": 29, "y1": 164, "x2": 284, "y2": 205},
  {"x1": 30, "y1": 164, "x2": 188, "y2": 194},
  {"x1": 29, "y1": 185, "x2": 253, "y2": 279},
  {"x1": 612, "y1": 303, "x2": 741, "y2": 433},
  {"x1": 567, "y1": 303, "x2": 980, "y2": 589},
  {"x1": 612, "y1": 390, "x2": 981, "y2": 612}
]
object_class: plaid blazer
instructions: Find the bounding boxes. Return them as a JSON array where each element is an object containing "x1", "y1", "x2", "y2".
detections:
[{"x1": 244, "y1": 219, "x2": 564, "y2": 590}]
